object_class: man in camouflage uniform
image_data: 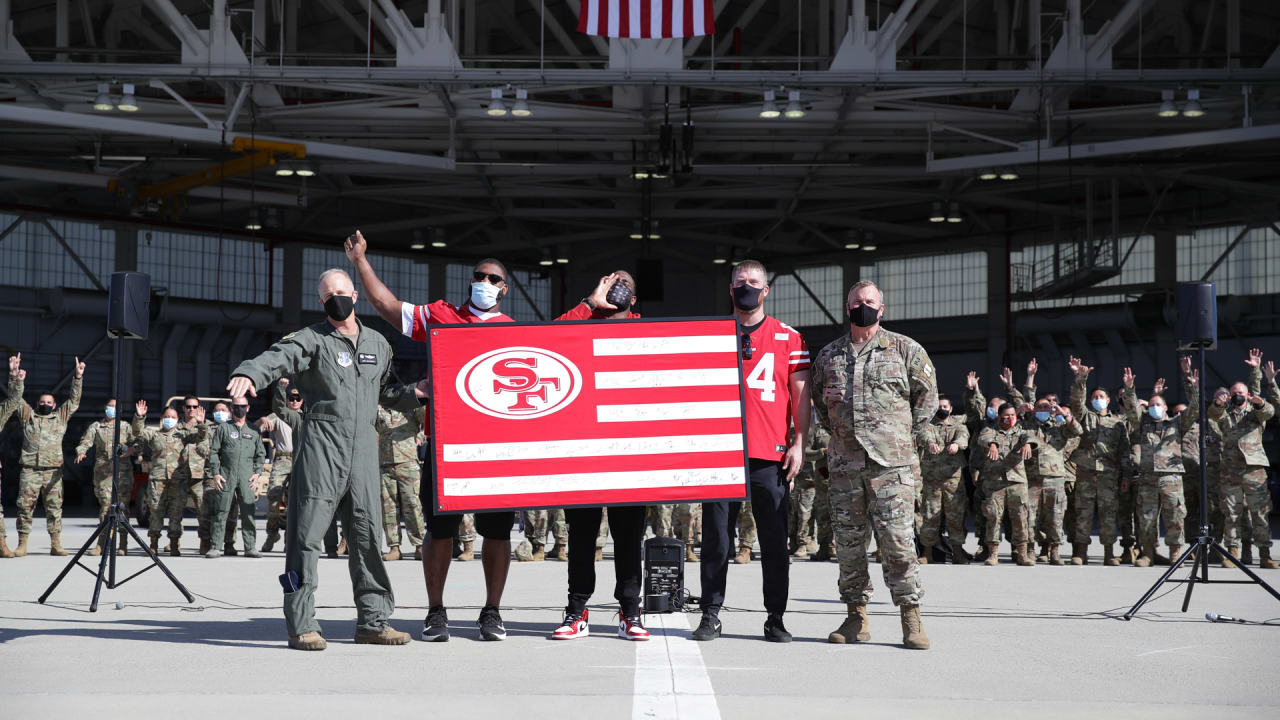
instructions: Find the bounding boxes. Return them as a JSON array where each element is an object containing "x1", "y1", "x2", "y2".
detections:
[
  {"x1": 1122, "y1": 361, "x2": 1198, "y2": 567},
  {"x1": 3, "y1": 354, "x2": 82, "y2": 557},
  {"x1": 976, "y1": 403, "x2": 1035, "y2": 566},
  {"x1": 75, "y1": 396, "x2": 135, "y2": 556},
  {"x1": 808, "y1": 449, "x2": 836, "y2": 562},
  {"x1": 1021, "y1": 396, "x2": 1083, "y2": 565},
  {"x1": 376, "y1": 403, "x2": 426, "y2": 562},
  {"x1": 1061, "y1": 407, "x2": 1082, "y2": 553},
  {"x1": 1210, "y1": 350, "x2": 1276, "y2": 568},
  {"x1": 733, "y1": 501, "x2": 755, "y2": 564},
  {"x1": 258, "y1": 381, "x2": 303, "y2": 553},
  {"x1": 132, "y1": 399, "x2": 208, "y2": 556},
  {"x1": 963, "y1": 371, "x2": 1007, "y2": 562},
  {"x1": 789, "y1": 423, "x2": 830, "y2": 559},
  {"x1": 675, "y1": 503, "x2": 702, "y2": 562},
  {"x1": 810, "y1": 280, "x2": 935, "y2": 650},
  {"x1": 1114, "y1": 389, "x2": 1140, "y2": 564},
  {"x1": 519, "y1": 508, "x2": 570, "y2": 562},
  {"x1": 1067, "y1": 356, "x2": 1129, "y2": 565},
  {"x1": 173, "y1": 396, "x2": 216, "y2": 555},
  {"x1": 916, "y1": 393, "x2": 969, "y2": 564}
]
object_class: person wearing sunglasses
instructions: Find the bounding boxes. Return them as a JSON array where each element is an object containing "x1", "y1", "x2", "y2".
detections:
[
  {"x1": 344, "y1": 229, "x2": 515, "y2": 644},
  {"x1": 692, "y1": 259, "x2": 812, "y2": 644}
]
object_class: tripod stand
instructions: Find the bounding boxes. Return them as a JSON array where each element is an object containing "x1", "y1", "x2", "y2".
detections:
[
  {"x1": 1123, "y1": 345, "x2": 1280, "y2": 619},
  {"x1": 38, "y1": 333, "x2": 193, "y2": 611}
]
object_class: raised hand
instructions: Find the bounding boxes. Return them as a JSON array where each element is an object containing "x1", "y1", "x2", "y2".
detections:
[
  {"x1": 1246, "y1": 348, "x2": 1263, "y2": 368},
  {"x1": 1068, "y1": 355, "x2": 1091, "y2": 377},
  {"x1": 1000, "y1": 367, "x2": 1014, "y2": 386},
  {"x1": 8, "y1": 352, "x2": 19, "y2": 374},
  {"x1": 590, "y1": 273, "x2": 620, "y2": 310},
  {"x1": 135, "y1": 399, "x2": 147, "y2": 416},
  {"x1": 344, "y1": 230, "x2": 368, "y2": 262},
  {"x1": 1122, "y1": 367, "x2": 1135, "y2": 389},
  {"x1": 1180, "y1": 355, "x2": 1192, "y2": 375},
  {"x1": 1027, "y1": 358, "x2": 1039, "y2": 377},
  {"x1": 1152, "y1": 378, "x2": 1166, "y2": 396},
  {"x1": 16, "y1": 369, "x2": 25, "y2": 382},
  {"x1": 1187, "y1": 369, "x2": 1199, "y2": 388},
  {"x1": 227, "y1": 376, "x2": 257, "y2": 399},
  {"x1": 966, "y1": 371, "x2": 979, "y2": 390},
  {"x1": 194, "y1": 405, "x2": 206, "y2": 423},
  {"x1": 74, "y1": 356, "x2": 85, "y2": 378},
  {"x1": 1265, "y1": 361, "x2": 1277, "y2": 382}
]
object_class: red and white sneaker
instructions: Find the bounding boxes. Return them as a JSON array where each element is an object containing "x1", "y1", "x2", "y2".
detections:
[
  {"x1": 618, "y1": 614, "x2": 650, "y2": 641},
  {"x1": 552, "y1": 608, "x2": 589, "y2": 640}
]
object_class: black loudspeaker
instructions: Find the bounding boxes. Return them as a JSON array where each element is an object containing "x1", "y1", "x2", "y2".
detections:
[
  {"x1": 108, "y1": 271, "x2": 151, "y2": 340},
  {"x1": 643, "y1": 536, "x2": 685, "y2": 613},
  {"x1": 1176, "y1": 281, "x2": 1217, "y2": 350}
]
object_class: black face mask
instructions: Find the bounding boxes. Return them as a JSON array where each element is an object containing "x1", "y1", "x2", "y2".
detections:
[
  {"x1": 606, "y1": 282, "x2": 634, "y2": 313},
  {"x1": 1232, "y1": 393, "x2": 1248, "y2": 406},
  {"x1": 231, "y1": 405, "x2": 249, "y2": 418},
  {"x1": 848, "y1": 303, "x2": 879, "y2": 328},
  {"x1": 36, "y1": 404, "x2": 54, "y2": 416},
  {"x1": 731, "y1": 284, "x2": 764, "y2": 311},
  {"x1": 324, "y1": 294, "x2": 354, "y2": 322},
  {"x1": 935, "y1": 408, "x2": 950, "y2": 420}
]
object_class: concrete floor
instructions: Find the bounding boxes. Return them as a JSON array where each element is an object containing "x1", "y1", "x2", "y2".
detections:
[{"x1": 2, "y1": 516, "x2": 1279, "y2": 719}]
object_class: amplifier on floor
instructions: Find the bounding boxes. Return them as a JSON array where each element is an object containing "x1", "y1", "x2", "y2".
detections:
[{"x1": 643, "y1": 536, "x2": 685, "y2": 613}]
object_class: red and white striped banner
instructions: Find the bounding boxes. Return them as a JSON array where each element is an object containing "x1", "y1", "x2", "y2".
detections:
[
  {"x1": 426, "y1": 318, "x2": 747, "y2": 513},
  {"x1": 577, "y1": 0, "x2": 716, "y2": 39}
]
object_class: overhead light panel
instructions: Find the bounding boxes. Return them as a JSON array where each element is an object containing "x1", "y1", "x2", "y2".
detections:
[
  {"x1": 647, "y1": 219, "x2": 660, "y2": 240},
  {"x1": 844, "y1": 229, "x2": 860, "y2": 250},
  {"x1": 511, "y1": 88, "x2": 532, "y2": 117},
  {"x1": 862, "y1": 244, "x2": 877, "y2": 251},
  {"x1": 632, "y1": 168, "x2": 650, "y2": 180},
  {"x1": 93, "y1": 83, "x2": 114, "y2": 112},
  {"x1": 295, "y1": 161, "x2": 315, "y2": 177},
  {"x1": 946, "y1": 202, "x2": 963, "y2": 223},
  {"x1": 1157, "y1": 89, "x2": 1179, "y2": 118},
  {"x1": 1182, "y1": 89, "x2": 1204, "y2": 117},
  {"x1": 431, "y1": 228, "x2": 447, "y2": 248},
  {"x1": 556, "y1": 257, "x2": 569, "y2": 264},
  {"x1": 784, "y1": 90, "x2": 805, "y2": 119},
  {"x1": 274, "y1": 159, "x2": 295, "y2": 177},
  {"x1": 712, "y1": 258, "x2": 727, "y2": 264},
  {"x1": 117, "y1": 83, "x2": 139, "y2": 112},
  {"x1": 486, "y1": 87, "x2": 508, "y2": 117},
  {"x1": 928, "y1": 201, "x2": 946, "y2": 223},
  {"x1": 978, "y1": 168, "x2": 998, "y2": 181},
  {"x1": 998, "y1": 167, "x2": 1019, "y2": 180},
  {"x1": 539, "y1": 259, "x2": 555, "y2": 266},
  {"x1": 409, "y1": 242, "x2": 426, "y2": 250},
  {"x1": 245, "y1": 209, "x2": 262, "y2": 231},
  {"x1": 629, "y1": 220, "x2": 644, "y2": 240},
  {"x1": 759, "y1": 90, "x2": 781, "y2": 119}
]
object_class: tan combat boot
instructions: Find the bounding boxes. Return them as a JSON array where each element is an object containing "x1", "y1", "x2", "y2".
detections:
[
  {"x1": 382, "y1": 546, "x2": 401, "y2": 562},
  {"x1": 456, "y1": 540, "x2": 475, "y2": 562},
  {"x1": 983, "y1": 542, "x2": 999, "y2": 566},
  {"x1": 594, "y1": 547, "x2": 604, "y2": 562},
  {"x1": 336, "y1": 538, "x2": 348, "y2": 556},
  {"x1": 149, "y1": 535, "x2": 160, "y2": 554},
  {"x1": 1015, "y1": 544, "x2": 1034, "y2": 566},
  {"x1": 548, "y1": 541, "x2": 567, "y2": 561},
  {"x1": 0, "y1": 535, "x2": 14, "y2": 558},
  {"x1": 684, "y1": 544, "x2": 698, "y2": 563},
  {"x1": 951, "y1": 541, "x2": 969, "y2": 565},
  {"x1": 828, "y1": 603, "x2": 870, "y2": 643},
  {"x1": 1048, "y1": 544, "x2": 1064, "y2": 565},
  {"x1": 733, "y1": 546, "x2": 752, "y2": 564},
  {"x1": 1071, "y1": 542, "x2": 1086, "y2": 565},
  {"x1": 14, "y1": 533, "x2": 29, "y2": 557},
  {"x1": 900, "y1": 605, "x2": 930, "y2": 650},
  {"x1": 88, "y1": 538, "x2": 102, "y2": 557},
  {"x1": 50, "y1": 532, "x2": 67, "y2": 556},
  {"x1": 1103, "y1": 545, "x2": 1119, "y2": 566},
  {"x1": 791, "y1": 543, "x2": 810, "y2": 560},
  {"x1": 1261, "y1": 547, "x2": 1278, "y2": 570},
  {"x1": 1134, "y1": 544, "x2": 1154, "y2": 567},
  {"x1": 1166, "y1": 545, "x2": 1183, "y2": 565},
  {"x1": 530, "y1": 544, "x2": 546, "y2": 562},
  {"x1": 354, "y1": 626, "x2": 411, "y2": 645},
  {"x1": 288, "y1": 632, "x2": 328, "y2": 651},
  {"x1": 168, "y1": 537, "x2": 181, "y2": 557}
]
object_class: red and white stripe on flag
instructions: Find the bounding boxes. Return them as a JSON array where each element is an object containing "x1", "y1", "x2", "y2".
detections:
[
  {"x1": 577, "y1": 0, "x2": 716, "y2": 39},
  {"x1": 426, "y1": 318, "x2": 747, "y2": 513}
]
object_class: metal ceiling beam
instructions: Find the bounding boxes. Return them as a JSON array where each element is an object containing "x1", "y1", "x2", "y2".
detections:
[
  {"x1": 0, "y1": 104, "x2": 456, "y2": 170},
  {"x1": 0, "y1": 163, "x2": 302, "y2": 206}
]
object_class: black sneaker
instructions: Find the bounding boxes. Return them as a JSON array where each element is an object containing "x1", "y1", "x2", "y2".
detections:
[
  {"x1": 690, "y1": 612, "x2": 721, "y2": 641},
  {"x1": 422, "y1": 606, "x2": 449, "y2": 642},
  {"x1": 763, "y1": 614, "x2": 792, "y2": 643},
  {"x1": 478, "y1": 605, "x2": 507, "y2": 641}
]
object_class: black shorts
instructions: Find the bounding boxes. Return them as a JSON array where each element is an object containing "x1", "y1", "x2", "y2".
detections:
[{"x1": 419, "y1": 457, "x2": 514, "y2": 540}]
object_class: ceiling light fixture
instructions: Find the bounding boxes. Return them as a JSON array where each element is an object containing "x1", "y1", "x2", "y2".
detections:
[
  {"x1": 511, "y1": 88, "x2": 532, "y2": 117},
  {"x1": 431, "y1": 228, "x2": 447, "y2": 248},
  {"x1": 274, "y1": 160, "x2": 295, "y2": 177},
  {"x1": 294, "y1": 161, "x2": 315, "y2": 177},
  {"x1": 117, "y1": 83, "x2": 139, "y2": 112},
  {"x1": 93, "y1": 83, "x2": 114, "y2": 111},
  {"x1": 978, "y1": 168, "x2": 998, "y2": 181},
  {"x1": 486, "y1": 87, "x2": 508, "y2": 117},
  {"x1": 409, "y1": 243, "x2": 426, "y2": 250},
  {"x1": 632, "y1": 168, "x2": 650, "y2": 180},
  {"x1": 1157, "y1": 89, "x2": 1179, "y2": 118},
  {"x1": 862, "y1": 244, "x2": 877, "y2": 251},
  {"x1": 929, "y1": 201, "x2": 946, "y2": 223},
  {"x1": 556, "y1": 257, "x2": 569, "y2": 264},
  {"x1": 947, "y1": 201, "x2": 963, "y2": 223},
  {"x1": 784, "y1": 89, "x2": 805, "y2": 119},
  {"x1": 647, "y1": 220, "x2": 660, "y2": 240},
  {"x1": 1182, "y1": 89, "x2": 1205, "y2": 117},
  {"x1": 998, "y1": 167, "x2": 1019, "y2": 180},
  {"x1": 629, "y1": 220, "x2": 644, "y2": 240},
  {"x1": 713, "y1": 258, "x2": 727, "y2": 264},
  {"x1": 245, "y1": 209, "x2": 262, "y2": 231},
  {"x1": 759, "y1": 90, "x2": 781, "y2": 119}
]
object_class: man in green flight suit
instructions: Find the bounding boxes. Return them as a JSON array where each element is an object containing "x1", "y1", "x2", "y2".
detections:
[
  {"x1": 227, "y1": 268, "x2": 423, "y2": 651},
  {"x1": 205, "y1": 395, "x2": 266, "y2": 559}
]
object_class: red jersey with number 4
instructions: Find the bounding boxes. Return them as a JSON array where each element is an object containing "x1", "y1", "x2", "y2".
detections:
[
  {"x1": 741, "y1": 315, "x2": 810, "y2": 461},
  {"x1": 401, "y1": 300, "x2": 513, "y2": 341}
]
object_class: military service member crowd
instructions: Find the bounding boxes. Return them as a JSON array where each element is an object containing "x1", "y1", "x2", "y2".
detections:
[{"x1": 1, "y1": 233, "x2": 1276, "y2": 653}]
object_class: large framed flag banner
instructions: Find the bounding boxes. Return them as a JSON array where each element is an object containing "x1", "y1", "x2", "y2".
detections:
[{"x1": 425, "y1": 317, "x2": 749, "y2": 513}]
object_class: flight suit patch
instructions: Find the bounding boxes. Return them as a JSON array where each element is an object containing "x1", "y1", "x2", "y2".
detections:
[
  {"x1": 358, "y1": 353, "x2": 377, "y2": 365},
  {"x1": 336, "y1": 351, "x2": 353, "y2": 367}
]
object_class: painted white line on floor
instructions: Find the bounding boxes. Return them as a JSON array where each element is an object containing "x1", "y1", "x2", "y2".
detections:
[{"x1": 632, "y1": 613, "x2": 721, "y2": 720}]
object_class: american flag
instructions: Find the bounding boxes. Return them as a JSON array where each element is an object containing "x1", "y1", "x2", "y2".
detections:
[
  {"x1": 426, "y1": 318, "x2": 747, "y2": 513},
  {"x1": 577, "y1": 0, "x2": 716, "y2": 39}
]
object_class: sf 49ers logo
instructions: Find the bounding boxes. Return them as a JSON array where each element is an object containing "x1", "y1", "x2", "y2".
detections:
[{"x1": 456, "y1": 346, "x2": 582, "y2": 419}]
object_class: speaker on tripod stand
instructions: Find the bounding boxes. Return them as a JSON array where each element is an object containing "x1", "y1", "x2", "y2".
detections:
[
  {"x1": 40, "y1": 272, "x2": 193, "y2": 611},
  {"x1": 1123, "y1": 281, "x2": 1279, "y2": 619}
]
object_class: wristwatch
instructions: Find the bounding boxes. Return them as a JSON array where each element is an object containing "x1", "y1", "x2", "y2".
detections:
[{"x1": 581, "y1": 297, "x2": 596, "y2": 311}]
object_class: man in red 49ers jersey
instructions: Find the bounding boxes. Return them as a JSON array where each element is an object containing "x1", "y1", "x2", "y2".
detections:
[
  {"x1": 344, "y1": 230, "x2": 514, "y2": 644},
  {"x1": 548, "y1": 271, "x2": 650, "y2": 642},
  {"x1": 692, "y1": 259, "x2": 811, "y2": 643}
]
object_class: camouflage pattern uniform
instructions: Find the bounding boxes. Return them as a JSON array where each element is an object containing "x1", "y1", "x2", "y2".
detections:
[
  {"x1": 524, "y1": 508, "x2": 570, "y2": 548},
  {"x1": 1210, "y1": 369, "x2": 1274, "y2": 553},
  {"x1": 648, "y1": 505, "x2": 675, "y2": 537},
  {"x1": 1115, "y1": 419, "x2": 1139, "y2": 557},
  {"x1": 675, "y1": 503, "x2": 702, "y2": 547},
  {"x1": 173, "y1": 416, "x2": 216, "y2": 542},
  {"x1": 962, "y1": 387, "x2": 1001, "y2": 548},
  {"x1": 132, "y1": 413, "x2": 207, "y2": 540},
  {"x1": 789, "y1": 424, "x2": 830, "y2": 553},
  {"x1": 976, "y1": 424, "x2": 1032, "y2": 549},
  {"x1": 736, "y1": 501, "x2": 755, "y2": 553},
  {"x1": 4, "y1": 375, "x2": 81, "y2": 538},
  {"x1": 1069, "y1": 374, "x2": 1128, "y2": 550},
  {"x1": 810, "y1": 330, "x2": 937, "y2": 607},
  {"x1": 1023, "y1": 415, "x2": 1083, "y2": 550},
  {"x1": 1123, "y1": 378, "x2": 1196, "y2": 555},
  {"x1": 376, "y1": 405, "x2": 427, "y2": 551},
  {"x1": 262, "y1": 382, "x2": 302, "y2": 541},
  {"x1": 1062, "y1": 434, "x2": 1081, "y2": 546},
  {"x1": 915, "y1": 411, "x2": 969, "y2": 552},
  {"x1": 75, "y1": 411, "x2": 135, "y2": 521}
]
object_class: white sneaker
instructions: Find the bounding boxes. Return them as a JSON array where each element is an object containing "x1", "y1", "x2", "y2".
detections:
[{"x1": 618, "y1": 614, "x2": 650, "y2": 641}]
